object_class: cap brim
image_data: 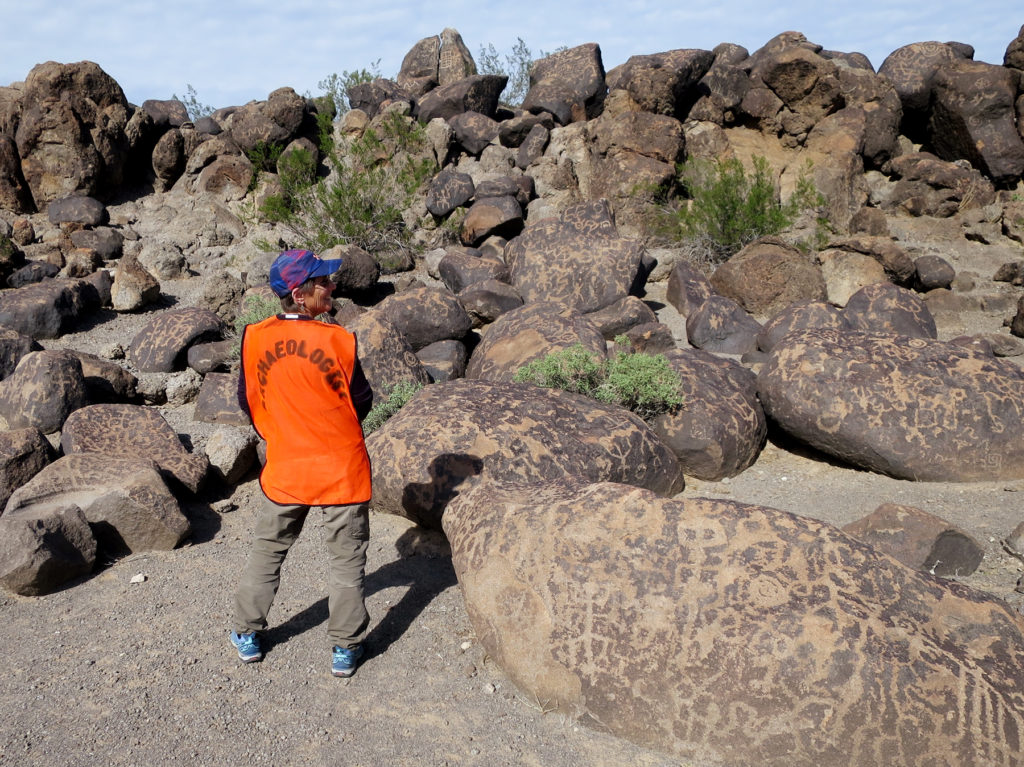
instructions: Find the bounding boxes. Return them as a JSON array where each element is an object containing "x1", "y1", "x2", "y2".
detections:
[{"x1": 309, "y1": 258, "x2": 343, "y2": 280}]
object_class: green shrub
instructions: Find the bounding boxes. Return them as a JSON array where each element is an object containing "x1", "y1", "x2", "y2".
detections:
[
  {"x1": 514, "y1": 338, "x2": 683, "y2": 420},
  {"x1": 657, "y1": 155, "x2": 824, "y2": 262},
  {"x1": 259, "y1": 110, "x2": 437, "y2": 260},
  {"x1": 230, "y1": 293, "x2": 281, "y2": 358},
  {"x1": 362, "y1": 380, "x2": 424, "y2": 434},
  {"x1": 513, "y1": 344, "x2": 607, "y2": 397},
  {"x1": 600, "y1": 344, "x2": 685, "y2": 421}
]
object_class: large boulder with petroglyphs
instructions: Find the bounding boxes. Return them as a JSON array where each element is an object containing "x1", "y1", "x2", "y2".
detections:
[
  {"x1": 443, "y1": 476, "x2": 1024, "y2": 767},
  {"x1": 505, "y1": 200, "x2": 644, "y2": 313},
  {"x1": 366, "y1": 379, "x2": 683, "y2": 530},
  {"x1": 758, "y1": 329, "x2": 1024, "y2": 481}
]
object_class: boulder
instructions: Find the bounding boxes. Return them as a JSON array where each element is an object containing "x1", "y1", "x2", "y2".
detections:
[
  {"x1": 0, "y1": 504, "x2": 96, "y2": 596},
  {"x1": 443, "y1": 476, "x2": 1024, "y2": 766},
  {"x1": 842, "y1": 282, "x2": 937, "y2": 338},
  {"x1": 0, "y1": 327, "x2": 42, "y2": 380},
  {"x1": 506, "y1": 200, "x2": 643, "y2": 312},
  {"x1": 651, "y1": 348, "x2": 766, "y2": 479},
  {"x1": 818, "y1": 249, "x2": 889, "y2": 307},
  {"x1": 4, "y1": 454, "x2": 190, "y2": 553},
  {"x1": 227, "y1": 87, "x2": 306, "y2": 155},
  {"x1": 758, "y1": 329, "x2": 1024, "y2": 481},
  {"x1": 0, "y1": 427, "x2": 55, "y2": 509},
  {"x1": 464, "y1": 302, "x2": 606, "y2": 382},
  {"x1": 756, "y1": 299, "x2": 845, "y2": 352},
  {"x1": 203, "y1": 426, "x2": 257, "y2": 485},
  {"x1": 710, "y1": 238, "x2": 826, "y2": 318},
  {"x1": 129, "y1": 307, "x2": 227, "y2": 373},
  {"x1": 438, "y1": 248, "x2": 508, "y2": 294},
  {"x1": 878, "y1": 42, "x2": 959, "y2": 139},
  {"x1": 522, "y1": 44, "x2": 606, "y2": 125},
  {"x1": 60, "y1": 403, "x2": 209, "y2": 493},
  {"x1": 457, "y1": 279, "x2": 523, "y2": 327},
  {"x1": 367, "y1": 380, "x2": 684, "y2": 529},
  {"x1": 371, "y1": 284, "x2": 472, "y2": 352},
  {"x1": 843, "y1": 503, "x2": 984, "y2": 577},
  {"x1": 606, "y1": 49, "x2": 715, "y2": 118},
  {"x1": 69, "y1": 226, "x2": 123, "y2": 260},
  {"x1": 14, "y1": 61, "x2": 130, "y2": 206},
  {"x1": 1005, "y1": 24, "x2": 1024, "y2": 71},
  {"x1": 885, "y1": 151, "x2": 996, "y2": 217},
  {"x1": 398, "y1": 35, "x2": 441, "y2": 89},
  {"x1": 437, "y1": 28, "x2": 477, "y2": 86},
  {"x1": 426, "y1": 168, "x2": 475, "y2": 216},
  {"x1": 824, "y1": 236, "x2": 916, "y2": 286},
  {"x1": 0, "y1": 134, "x2": 33, "y2": 213},
  {"x1": 347, "y1": 79, "x2": 413, "y2": 120},
  {"x1": 516, "y1": 123, "x2": 549, "y2": 169},
  {"x1": 928, "y1": 60, "x2": 1024, "y2": 186},
  {"x1": 913, "y1": 255, "x2": 956, "y2": 291},
  {"x1": 322, "y1": 243, "x2": 379, "y2": 294},
  {"x1": 193, "y1": 372, "x2": 250, "y2": 427},
  {"x1": 685, "y1": 295, "x2": 762, "y2": 354},
  {"x1": 0, "y1": 278, "x2": 100, "y2": 339},
  {"x1": 64, "y1": 349, "x2": 138, "y2": 403},
  {"x1": 448, "y1": 111, "x2": 499, "y2": 155},
  {"x1": 665, "y1": 260, "x2": 714, "y2": 318},
  {"x1": 342, "y1": 311, "x2": 431, "y2": 401},
  {"x1": 583, "y1": 295, "x2": 658, "y2": 340},
  {"x1": 415, "y1": 75, "x2": 508, "y2": 122},
  {"x1": 460, "y1": 195, "x2": 523, "y2": 246},
  {"x1": 416, "y1": 339, "x2": 468, "y2": 383},
  {"x1": 110, "y1": 251, "x2": 160, "y2": 311},
  {"x1": 0, "y1": 350, "x2": 87, "y2": 433}
]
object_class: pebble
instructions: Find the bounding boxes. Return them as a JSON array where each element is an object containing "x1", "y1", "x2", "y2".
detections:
[{"x1": 130, "y1": 573, "x2": 147, "y2": 584}]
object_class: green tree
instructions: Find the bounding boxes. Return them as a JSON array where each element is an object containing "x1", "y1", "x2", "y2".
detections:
[
  {"x1": 172, "y1": 84, "x2": 214, "y2": 121},
  {"x1": 317, "y1": 60, "x2": 382, "y2": 118},
  {"x1": 476, "y1": 37, "x2": 547, "y2": 107}
]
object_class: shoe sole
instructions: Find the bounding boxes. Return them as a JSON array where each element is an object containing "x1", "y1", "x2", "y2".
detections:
[{"x1": 331, "y1": 667, "x2": 356, "y2": 678}]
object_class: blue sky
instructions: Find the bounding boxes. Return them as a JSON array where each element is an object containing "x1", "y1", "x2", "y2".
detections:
[{"x1": 1, "y1": 1, "x2": 1019, "y2": 109}]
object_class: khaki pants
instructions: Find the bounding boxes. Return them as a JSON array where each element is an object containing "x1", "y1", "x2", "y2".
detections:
[{"x1": 233, "y1": 495, "x2": 370, "y2": 649}]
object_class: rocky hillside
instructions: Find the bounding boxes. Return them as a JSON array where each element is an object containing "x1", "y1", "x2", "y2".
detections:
[{"x1": 2, "y1": 25, "x2": 1024, "y2": 767}]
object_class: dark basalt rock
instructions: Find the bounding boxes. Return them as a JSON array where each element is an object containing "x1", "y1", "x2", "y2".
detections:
[
  {"x1": 129, "y1": 307, "x2": 227, "y2": 373},
  {"x1": 367, "y1": 379, "x2": 684, "y2": 529},
  {"x1": 651, "y1": 348, "x2": 766, "y2": 480},
  {"x1": 443, "y1": 476, "x2": 1024, "y2": 766},
  {"x1": 758, "y1": 329, "x2": 1024, "y2": 481},
  {"x1": 60, "y1": 403, "x2": 209, "y2": 493}
]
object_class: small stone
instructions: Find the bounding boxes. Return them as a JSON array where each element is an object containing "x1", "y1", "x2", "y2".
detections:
[
  {"x1": 483, "y1": 683, "x2": 495, "y2": 694},
  {"x1": 130, "y1": 573, "x2": 147, "y2": 584},
  {"x1": 459, "y1": 641, "x2": 472, "y2": 651}
]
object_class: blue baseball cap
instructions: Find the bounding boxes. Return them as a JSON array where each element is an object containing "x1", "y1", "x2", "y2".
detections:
[{"x1": 269, "y1": 249, "x2": 343, "y2": 297}]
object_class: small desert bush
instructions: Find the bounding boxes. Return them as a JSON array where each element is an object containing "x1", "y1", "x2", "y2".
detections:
[
  {"x1": 362, "y1": 380, "x2": 424, "y2": 434},
  {"x1": 654, "y1": 154, "x2": 824, "y2": 264},
  {"x1": 514, "y1": 338, "x2": 683, "y2": 420}
]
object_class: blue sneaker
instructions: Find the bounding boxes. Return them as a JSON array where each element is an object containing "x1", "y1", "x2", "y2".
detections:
[
  {"x1": 229, "y1": 630, "x2": 262, "y2": 663},
  {"x1": 331, "y1": 644, "x2": 364, "y2": 677}
]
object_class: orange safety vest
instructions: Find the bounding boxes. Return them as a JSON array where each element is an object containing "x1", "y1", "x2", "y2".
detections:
[{"x1": 241, "y1": 315, "x2": 372, "y2": 506}]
